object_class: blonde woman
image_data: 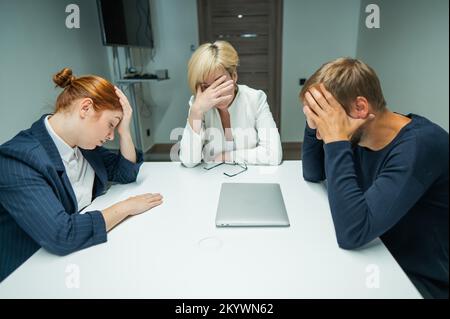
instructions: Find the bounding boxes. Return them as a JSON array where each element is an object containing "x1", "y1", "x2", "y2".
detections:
[{"x1": 179, "y1": 41, "x2": 282, "y2": 167}]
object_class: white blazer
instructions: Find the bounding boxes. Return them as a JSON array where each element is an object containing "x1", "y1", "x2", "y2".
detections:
[{"x1": 179, "y1": 84, "x2": 282, "y2": 167}]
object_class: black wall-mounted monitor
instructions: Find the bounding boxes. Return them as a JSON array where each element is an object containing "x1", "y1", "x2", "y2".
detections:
[{"x1": 97, "y1": 0, "x2": 154, "y2": 48}]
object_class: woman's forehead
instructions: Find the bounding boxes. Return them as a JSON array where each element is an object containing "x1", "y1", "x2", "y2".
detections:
[
  {"x1": 202, "y1": 68, "x2": 228, "y2": 84},
  {"x1": 101, "y1": 109, "x2": 122, "y2": 120}
]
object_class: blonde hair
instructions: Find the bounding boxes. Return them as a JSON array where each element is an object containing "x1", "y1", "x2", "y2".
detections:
[
  {"x1": 187, "y1": 41, "x2": 239, "y2": 94},
  {"x1": 299, "y1": 57, "x2": 386, "y2": 112}
]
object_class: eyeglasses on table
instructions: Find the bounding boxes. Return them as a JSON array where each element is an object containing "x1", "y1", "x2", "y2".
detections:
[{"x1": 203, "y1": 161, "x2": 248, "y2": 177}]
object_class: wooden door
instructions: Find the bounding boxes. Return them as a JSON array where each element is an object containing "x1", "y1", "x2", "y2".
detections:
[{"x1": 197, "y1": 0, "x2": 283, "y2": 128}]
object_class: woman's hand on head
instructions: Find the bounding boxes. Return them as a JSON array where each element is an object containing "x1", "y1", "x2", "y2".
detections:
[
  {"x1": 115, "y1": 86, "x2": 133, "y2": 136},
  {"x1": 191, "y1": 75, "x2": 235, "y2": 115}
]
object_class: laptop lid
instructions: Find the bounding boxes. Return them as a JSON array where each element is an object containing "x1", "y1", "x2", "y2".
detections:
[{"x1": 215, "y1": 183, "x2": 290, "y2": 227}]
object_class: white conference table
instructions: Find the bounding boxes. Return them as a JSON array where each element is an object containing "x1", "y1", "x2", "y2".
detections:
[{"x1": 0, "y1": 161, "x2": 421, "y2": 298}]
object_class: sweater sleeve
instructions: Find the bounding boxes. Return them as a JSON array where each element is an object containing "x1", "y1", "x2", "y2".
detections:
[
  {"x1": 301, "y1": 122, "x2": 325, "y2": 182},
  {"x1": 323, "y1": 137, "x2": 439, "y2": 250}
]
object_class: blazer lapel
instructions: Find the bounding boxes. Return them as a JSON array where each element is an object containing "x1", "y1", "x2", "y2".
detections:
[{"x1": 30, "y1": 115, "x2": 78, "y2": 212}]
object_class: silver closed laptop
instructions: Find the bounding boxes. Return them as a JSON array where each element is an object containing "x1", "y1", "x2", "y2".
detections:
[{"x1": 215, "y1": 183, "x2": 290, "y2": 227}]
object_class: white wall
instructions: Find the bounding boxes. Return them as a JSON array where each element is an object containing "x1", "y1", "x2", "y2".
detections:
[
  {"x1": 140, "y1": 0, "x2": 362, "y2": 144},
  {"x1": 133, "y1": 0, "x2": 199, "y2": 147},
  {"x1": 2, "y1": 0, "x2": 447, "y2": 147},
  {"x1": 0, "y1": 0, "x2": 111, "y2": 144},
  {"x1": 357, "y1": 0, "x2": 449, "y2": 131},
  {"x1": 281, "y1": 0, "x2": 361, "y2": 142}
]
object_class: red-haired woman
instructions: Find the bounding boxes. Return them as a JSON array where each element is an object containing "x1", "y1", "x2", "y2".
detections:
[{"x1": 0, "y1": 68, "x2": 163, "y2": 282}]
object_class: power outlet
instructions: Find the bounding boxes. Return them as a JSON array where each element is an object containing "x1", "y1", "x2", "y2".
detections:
[{"x1": 146, "y1": 129, "x2": 151, "y2": 137}]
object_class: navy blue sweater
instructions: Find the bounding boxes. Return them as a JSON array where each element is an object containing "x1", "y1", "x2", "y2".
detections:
[{"x1": 302, "y1": 114, "x2": 449, "y2": 299}]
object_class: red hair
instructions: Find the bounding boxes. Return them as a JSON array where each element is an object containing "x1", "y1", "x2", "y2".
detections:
[{"x1": 52, "y1": 68, "x2": 121, "y2": 113}]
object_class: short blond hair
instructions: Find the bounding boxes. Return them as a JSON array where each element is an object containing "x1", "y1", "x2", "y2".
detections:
[
  {"x1": 187, "y1": 41, "x2": 239, "y2": 94},
  {"x1": 300, "y1": 58, "x2": 386, "y2": 112}
]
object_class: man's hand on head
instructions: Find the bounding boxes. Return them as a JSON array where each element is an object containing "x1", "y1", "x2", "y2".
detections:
[{"x1": 303, "y1": 84, "x2": 374, "y2": 144}]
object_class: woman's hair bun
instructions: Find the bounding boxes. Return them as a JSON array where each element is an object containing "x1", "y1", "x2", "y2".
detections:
[{"x1": 53, "y1": 68, "x2": 76, "y2": 88}]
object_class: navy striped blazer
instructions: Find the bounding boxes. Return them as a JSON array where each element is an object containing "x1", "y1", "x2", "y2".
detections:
[{"x1": 0, "y1": 115, "x2": 143, "y2": 282}]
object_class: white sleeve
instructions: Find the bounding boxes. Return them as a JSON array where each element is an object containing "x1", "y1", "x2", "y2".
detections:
[
  {"x1": 179, "y1": 105, "x2": 206, "y2": 168},
  {"x1": 230, "y1": 91, "x2": 283, "y2": 165}
]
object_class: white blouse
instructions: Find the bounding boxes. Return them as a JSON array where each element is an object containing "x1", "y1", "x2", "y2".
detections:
[
  {"x1": 44, "y1": 116, "x2": 95, "y2": 211},
  {"x1": 179, "y1": 84, "x2": 282, "y2": 167}
]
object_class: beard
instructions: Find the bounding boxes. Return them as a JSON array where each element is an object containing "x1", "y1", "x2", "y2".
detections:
[{"x1": 350, "y1": 127, "x2": 364, "y2": 146}]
